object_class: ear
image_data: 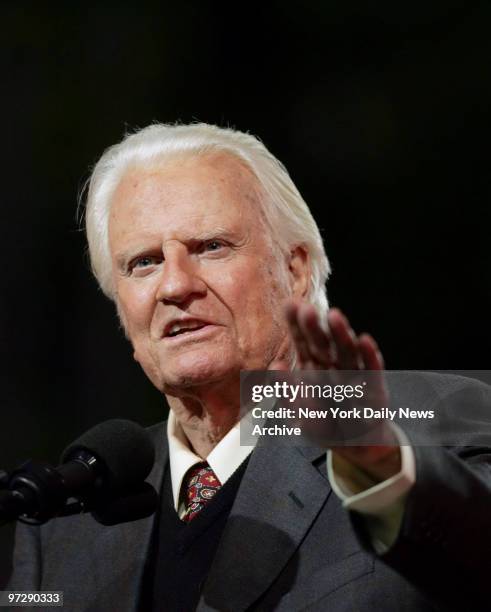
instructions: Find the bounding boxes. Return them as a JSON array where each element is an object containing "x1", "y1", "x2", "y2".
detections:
[{"x1": 288, "y1": 245, "x2": 310, "y2": 299}]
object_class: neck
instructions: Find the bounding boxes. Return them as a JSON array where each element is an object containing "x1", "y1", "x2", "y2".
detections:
[
  {"x1": 166, "y1": 379, "x2": 241, "y2": 457},
  {"x1": 165, "y1": 338, "x2": 296, "y2": 457}
]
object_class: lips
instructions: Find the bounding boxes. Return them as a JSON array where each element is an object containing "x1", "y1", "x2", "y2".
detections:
[{"x1": 162, "y1": 317, "x2": 213, "y2": 339}]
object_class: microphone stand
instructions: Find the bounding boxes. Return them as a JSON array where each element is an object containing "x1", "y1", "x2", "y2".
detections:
[
  {"x1": 0, "y1": 463, "x2": 159, "y2": 527},
  {"x1": 0, "y1": 461, "x2": 67, "y2": 526}
]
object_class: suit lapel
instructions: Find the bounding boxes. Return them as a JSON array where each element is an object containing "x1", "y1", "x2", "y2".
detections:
[{"x1": 199, "y1": 440, "x2": 331, "y2": 611}]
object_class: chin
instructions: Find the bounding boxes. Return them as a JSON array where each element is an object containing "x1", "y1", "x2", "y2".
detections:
[{"x1": 159, "y1": 351, "x2": 240, "y2": 394}]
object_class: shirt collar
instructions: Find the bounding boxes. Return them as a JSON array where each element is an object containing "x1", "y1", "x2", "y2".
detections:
[{"x1": 167, "y1": 409, "x2": 256, "y2": 511}]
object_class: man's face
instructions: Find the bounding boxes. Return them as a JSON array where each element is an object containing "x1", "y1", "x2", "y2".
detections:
[{"x1": 108, "y1": 153, "x2": 300, "y2": 395}]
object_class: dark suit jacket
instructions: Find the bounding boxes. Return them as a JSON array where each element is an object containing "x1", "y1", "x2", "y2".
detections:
[{"x1": 8, "y1": 374, "x2": 491, "y2": 611}]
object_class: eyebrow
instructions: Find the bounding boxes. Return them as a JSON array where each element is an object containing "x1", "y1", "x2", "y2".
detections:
[
  {"x1": 114, "y1": 227, "x2": 242, "y2": 272},
  {"x1": 186, "y1": 228, "x2": 239, "y2": 243}
]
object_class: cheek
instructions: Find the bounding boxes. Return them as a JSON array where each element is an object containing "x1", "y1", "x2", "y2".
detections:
[
  {"x1": 231, "y1": 262, "x2": 289, "y2": 341},
  {"x1": 250, "y1": 260, "x2": 288, "y2": 311},
  {"x1": 116, "y1": 282, "x2": 155, "y2": 337}
]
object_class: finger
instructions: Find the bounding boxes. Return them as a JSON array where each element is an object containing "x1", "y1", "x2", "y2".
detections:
[
  {"x1": 297, "y1": 303, "x2": 335, "y2": 368},
  {"x1": 327, "y1": 308, "x2": 362, "y2": 369},
  {"x1": 268, "y1": 360, "x2": 290, "y2": 372},
  {"x1": 358, "y1": 333, "x2": 387, "y2": 400},
  {"x1": 359, "y1": 333, "x2": 385, "y2": 370},
  {"x1": 286, "y1": 301, "x2": 317, "y2": 368}
]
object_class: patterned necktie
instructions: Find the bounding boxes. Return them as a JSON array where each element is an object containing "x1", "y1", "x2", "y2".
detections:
[{"x1": 182, "y1": 462, "x2": 222, "y2": 522}]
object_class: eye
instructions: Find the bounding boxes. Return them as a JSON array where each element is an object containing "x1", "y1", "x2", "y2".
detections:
[
  {"x1": 205, "y1": 240, "x2": 223, "y2": 251},
  {"x1": 129, "y1": 255, "x2": 163, "y2": 274},
  {"x1": 134, "y1": 257, "x2": 154, "y2": 267},
  {"x1": 196, "y1": 239, "x2": 228, "y2": 255}
]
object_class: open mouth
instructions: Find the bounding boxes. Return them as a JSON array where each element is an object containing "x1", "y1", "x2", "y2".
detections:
[{"x1": 164, "y1": 319, "x2": 211, "y2": 339}]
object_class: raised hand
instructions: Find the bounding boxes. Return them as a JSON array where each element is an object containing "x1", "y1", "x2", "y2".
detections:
[
  {"x1": 286, "y1": 301, "x2": 383, "y2": 371},
  {"x1": 274, "y1": 300, "x2": 401, "y2": 482}
]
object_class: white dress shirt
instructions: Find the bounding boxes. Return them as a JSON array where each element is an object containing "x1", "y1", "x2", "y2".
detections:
[
  {"x1": 327, "y1": 424, "x2": 416, "y2": 552},
  {"x1": 167, "y1": 410, "x2": 255, "y2": 518}
]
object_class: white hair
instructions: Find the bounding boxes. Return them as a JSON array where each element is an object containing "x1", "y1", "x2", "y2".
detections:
[{"x1": 83, "y1": 123, "x2": 331, "y2": 313}]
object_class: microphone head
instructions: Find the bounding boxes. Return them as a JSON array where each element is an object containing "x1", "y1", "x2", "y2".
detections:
[
  {"x1": 91, "y1": 482, "x2": 159, "y2": 525},
  {"x1": 61, "y1": 419, "x2": 155, "y2": 491}
]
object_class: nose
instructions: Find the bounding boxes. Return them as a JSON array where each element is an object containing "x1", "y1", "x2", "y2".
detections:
[{"x1": 155, "y1": 245, "x2": 207, "y2": 304}]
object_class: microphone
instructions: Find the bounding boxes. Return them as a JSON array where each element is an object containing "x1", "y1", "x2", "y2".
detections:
[
  {"x1": 91, "y1": 482, "x2": 159, "y2": 526},
  {"x1": 0, "y1": 419, "x2": 158, "y2": 525}
]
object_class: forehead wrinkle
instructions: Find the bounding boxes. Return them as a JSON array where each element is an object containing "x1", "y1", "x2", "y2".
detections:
[
  {"x1": 112, "y1": 191, "x2": 254, "y2": 245},
  {"x1": 112, "y1": 215, "x2": 250, "y2": 265},
  {"x1": 116, "y1": 211, "x2": 244, "y2": 247},
  {"x1": 114, "y1": 151, "x2": 262, "y2": 216},
  {"x1": 109, "y1": 152, "x2": 270, "y2": 262}
]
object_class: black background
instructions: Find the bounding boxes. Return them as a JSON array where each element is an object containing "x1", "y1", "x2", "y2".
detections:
[{"x1": 1, "y1": 1, "x2": 490, "y2": 585}]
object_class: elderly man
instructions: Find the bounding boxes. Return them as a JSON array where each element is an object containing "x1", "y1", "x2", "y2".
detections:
[{"x1": 9, "y1": 124, "x2": 490, "y2": 611}]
